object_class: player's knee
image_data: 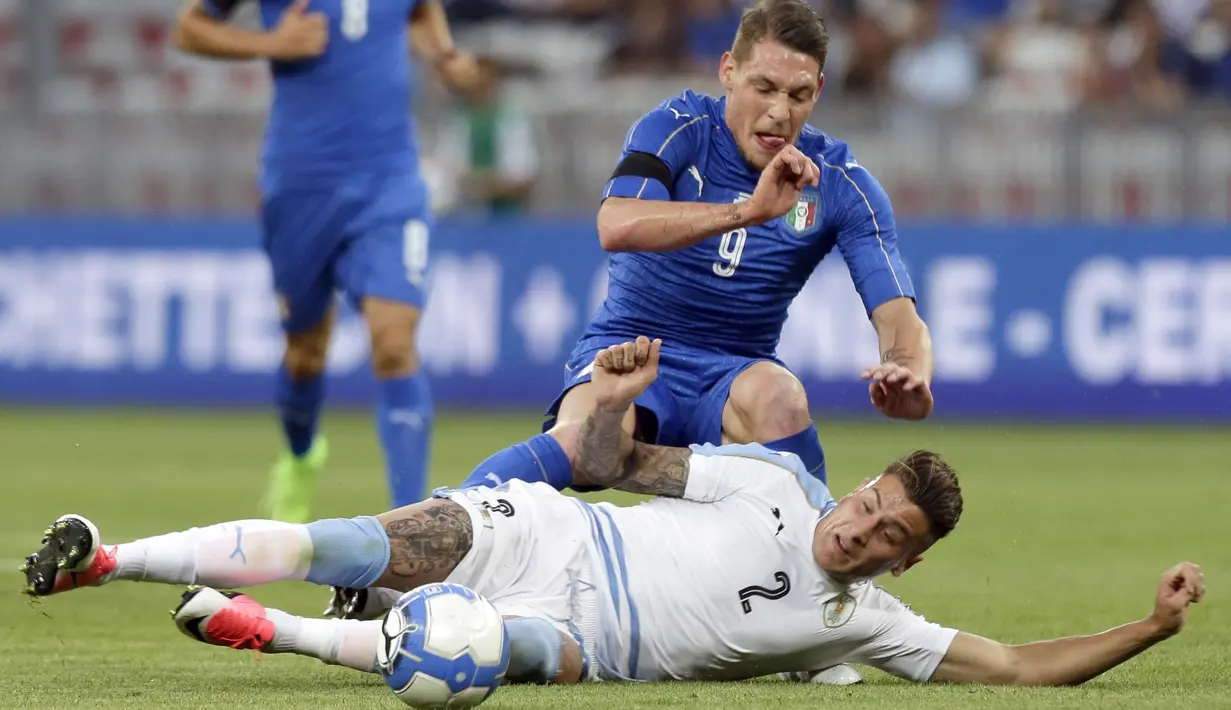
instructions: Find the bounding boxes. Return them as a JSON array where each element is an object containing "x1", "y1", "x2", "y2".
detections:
[
  {"x1": 504, "y1": 618, "x2": 584, "y2": 685},
  {"x1": 728, "y1": 364, "x2": 811, "y2": 442},
  {"x1": 365, "y1": 300, "x2": 421, "y2": 378},
  {"x1": 544, "y1": 422, "x2": 581, "y2": 463},
  {"x1": 368, "y1": 321, "x2": 418, "y2": 377},
  {"x1": 284, "y1": 333, "x2": 330, "y2": 381}
]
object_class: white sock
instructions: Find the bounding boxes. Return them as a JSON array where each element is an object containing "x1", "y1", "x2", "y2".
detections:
[
  {"x1": 265, "y1": 609, "x2": 382, "y2": 673},
  {"x1": 110, "y1": 520, "x2": 313, "y2": 588}
]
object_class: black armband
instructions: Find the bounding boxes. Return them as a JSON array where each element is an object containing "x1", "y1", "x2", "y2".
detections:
[{"x1": 610, "y1": 151, "x2": 673, "y2": 187}]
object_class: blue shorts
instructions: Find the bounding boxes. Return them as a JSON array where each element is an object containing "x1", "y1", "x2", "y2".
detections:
[
  {"x1": 260, "y1": 171, "x2": 430, "y2": 334},
  {"x1": 543, "y1": 337, "x2": 787, "y2": 447}
]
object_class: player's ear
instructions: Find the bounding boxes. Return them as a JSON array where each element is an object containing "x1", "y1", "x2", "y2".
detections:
[
  {"x1": 719, "y1": 52, "x2": 735, "y2": 91},
  {"x1": 816, "y1": 73, "x2": 825, "y2": 95},
  {"x1": 891, "y1": 555, "x2": 923, "y2": 577}
]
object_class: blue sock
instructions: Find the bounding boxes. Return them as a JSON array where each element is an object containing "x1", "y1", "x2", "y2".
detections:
[
  {"x1": 768, "y1": 424, "x2": 827, "y2": 484},
  {"x1": 459, "y1": 433, "x2": 573, "y2": 491},
  {"x1": 304, "y1": 516, "x2": 390, "y2": 588},
  {"x1": 377, "y1": 373, "x2": 434, "y2": 508},
  {"x1": 505, "y1": 617, "x2": 563, "y2": 684},
  {"x1": 276, "y1": 364, "x2": 325, "y2": 457}
]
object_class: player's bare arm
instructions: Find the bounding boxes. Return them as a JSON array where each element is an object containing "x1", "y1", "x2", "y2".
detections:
[
  {"x1": 572, "y1": 337, "x2": 691, "y2": 497},
  {"x1": 409, "y1": 0, "x2": 481, "y2": 94},
  {"x1": 930, "y1": 563, "x2": 1204, "y2": 686},
  {"x1": 597, "y1": 145, "x2": 819, "y2": 253},
  {"x1": 862, "y1": 297, "x2": 935, "y2": 421},
  {"x1": 174, "y1": 0, "x2": 327, "y2": 61}
]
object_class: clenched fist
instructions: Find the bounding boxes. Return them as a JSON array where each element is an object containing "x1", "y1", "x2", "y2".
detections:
[
  {"x1": 747, "y1": 145, "x2": 820, "y2": 224},
  {"x1": 1150, "y1": 562, "x2": 1205, "y2": 636},
  {"x1": 592, "y1": 336, "x2": 662, "y2": 411}
]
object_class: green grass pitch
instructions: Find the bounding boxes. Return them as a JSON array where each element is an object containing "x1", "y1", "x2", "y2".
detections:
[{"x1": 1, "y1": 408, "x2": 1229, "y2": 709}]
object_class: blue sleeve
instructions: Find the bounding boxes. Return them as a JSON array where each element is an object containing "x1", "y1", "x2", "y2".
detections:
[
  {"x1": 833, "y1": 164, "x2": 916, "y2": 318},
  {"x1": 200, "y1": 0, "x2": 247, "y2": 20},
  {"x1": 602, "y1": 105, "x2": 704, "y2": 202}
]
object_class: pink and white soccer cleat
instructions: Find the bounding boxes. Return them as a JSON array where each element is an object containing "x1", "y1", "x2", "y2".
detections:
[
  {"x1": 20, "y1": 514, "x2": 117, "y2": 597},
  {"x1": 172, "y1": 586, "x2": 276, "y2": 651}
]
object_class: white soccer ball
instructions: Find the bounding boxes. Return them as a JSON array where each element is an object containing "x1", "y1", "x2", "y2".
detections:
[{"x1": 377, "y1": 583, "x2": 510, "y2": 708}]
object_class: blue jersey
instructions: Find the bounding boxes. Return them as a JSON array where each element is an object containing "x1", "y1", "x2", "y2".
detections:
[
  {"x1": 587, "y1": 90, "x2": 915, "y2": 359},
  {"x1": 203, "y1": 0, "x2": 424, "y2": 189}
]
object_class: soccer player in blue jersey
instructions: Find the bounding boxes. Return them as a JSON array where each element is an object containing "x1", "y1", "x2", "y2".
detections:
[
  {"x1": 458, "y1": 1, "x2": 933, "y2": 501},
  {"x1": 173, "y1": 0, "x2": 480, "y2": 520}
]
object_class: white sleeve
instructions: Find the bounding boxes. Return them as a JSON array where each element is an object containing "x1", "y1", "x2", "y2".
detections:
[
  {"x1": 682, "y1": 444, "x2": 786, "y2": 503},
  {"x1": 848, "y1": 586, "x2": 959, "y2": 682}
]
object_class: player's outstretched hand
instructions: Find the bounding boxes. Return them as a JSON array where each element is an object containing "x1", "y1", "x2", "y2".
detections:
[
  {"x1": 268, "y1": 0, "x2": 328, "y2": 61},
  {"x1": 748, "y1": 145, "x2": 820, "y2": 224},
  {"x1": 1150, "y1": 562, "x2": 1205, "y2": 636},
  {"x1": 861, "y1": 362, "x2": 934, "y2": 421},
  {"x1": 592, "y1": 336, "x2": 662, "y2": 410}
]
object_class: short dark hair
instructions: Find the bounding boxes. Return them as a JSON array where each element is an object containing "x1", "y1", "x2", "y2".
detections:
[
  {"x1": 731, "y1": 0, "x2": 829, "y2": 72},
  {"x1": 884, "y1": 450, "x2": 963, "y2": 542}
]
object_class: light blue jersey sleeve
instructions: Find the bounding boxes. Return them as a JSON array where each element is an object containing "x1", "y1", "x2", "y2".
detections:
[
  {"x1": 832, "y1": 162, "x2": 916, "y2": 318},
  {"x1": 684, "y1": 442, "x2": 836, "y2": 512}
]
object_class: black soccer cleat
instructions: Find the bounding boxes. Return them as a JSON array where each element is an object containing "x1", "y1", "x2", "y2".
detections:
[{"x1": 20, "y1": 514, "x2": 107, "y2": 597}]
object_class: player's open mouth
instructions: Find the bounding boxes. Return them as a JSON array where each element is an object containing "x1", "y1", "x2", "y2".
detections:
[
  {"x1": 833, "y1": 534, "x2": 850, "y2": 558},
  {"x1": 754, "y1": 133, "x2": 786, "y2": 151}
]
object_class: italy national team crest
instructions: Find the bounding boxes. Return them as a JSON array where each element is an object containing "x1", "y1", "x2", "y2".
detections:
[{"x1": 785, "y1": 191, "x2": 822, "y2": 236}]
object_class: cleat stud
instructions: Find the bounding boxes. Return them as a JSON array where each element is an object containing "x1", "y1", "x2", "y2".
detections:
[
  {"x1": 18, "y1": 563, "x2": 29, "y2": 573},
  {"x1": 57, "y1": 559, "x2": 67, "y2": 569}
]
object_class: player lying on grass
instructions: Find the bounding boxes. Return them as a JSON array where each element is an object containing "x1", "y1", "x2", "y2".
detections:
[{"x1": 22, "y1": 338, "x2": 1204, "y2": 687}]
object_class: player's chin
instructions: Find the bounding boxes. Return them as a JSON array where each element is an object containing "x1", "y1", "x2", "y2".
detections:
[{"x1": 738, "y1": 139, "x2": 775, "y2": 169}]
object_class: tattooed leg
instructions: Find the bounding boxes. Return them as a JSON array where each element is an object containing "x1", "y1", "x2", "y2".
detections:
[{"x1": 371, "y1": 499, "x2": 475, "y2": 592}]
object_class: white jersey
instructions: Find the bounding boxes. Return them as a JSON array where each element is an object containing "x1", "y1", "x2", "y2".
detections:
[{"x1": 574, "y1": 443, "x2": 958, "y2": 683}]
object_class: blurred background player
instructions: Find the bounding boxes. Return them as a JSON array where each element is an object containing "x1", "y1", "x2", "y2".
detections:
[
  {"x1": 457, "y1": 1, "x2": 933, "y2": 501},
  {"x1": 172, "y1": 0, "x2": 482, "y2": 521}
]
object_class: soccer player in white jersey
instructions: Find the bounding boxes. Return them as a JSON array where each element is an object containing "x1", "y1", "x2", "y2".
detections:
[{"x1": 22, "y1": 338, "x2": 1205, "y2": 688}]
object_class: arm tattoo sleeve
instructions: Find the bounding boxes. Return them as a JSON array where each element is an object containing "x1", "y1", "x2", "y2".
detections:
[
  {"x1": 383, "y1": 499, "x2": 473, "y2": 584},
  {"x1": 574, "y1": 405, "x2": 690, "y2": 497},
  {"x1": 622, "y1": 443, "x2": 690, "y2": 497}
]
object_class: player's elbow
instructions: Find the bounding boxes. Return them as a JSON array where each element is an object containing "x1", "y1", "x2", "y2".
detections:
[
  {"x1": 172, "y1": 14, "x2": 202, "y2": 53},
  {"x1": 596, "y1": 200, "x2": 636, "y2": 252},
  {"x1": 171, "y1": 5, "x2": 218, "y2": 55}
]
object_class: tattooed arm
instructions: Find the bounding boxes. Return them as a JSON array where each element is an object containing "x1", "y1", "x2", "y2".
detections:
[
  {"x1": 859, "y1": 297, "x2": 935, "y2": 421},
  {"x1": 573, "y1": 404, "x2": 691, "y2": 497},
  {"x1": 871, "y1": 297, "x2": 934, "y2": 384}
]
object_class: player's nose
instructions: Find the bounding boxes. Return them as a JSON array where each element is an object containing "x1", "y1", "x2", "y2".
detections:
[{"x1": 765, "y1": 104, "x2": 788, "y2": 124}]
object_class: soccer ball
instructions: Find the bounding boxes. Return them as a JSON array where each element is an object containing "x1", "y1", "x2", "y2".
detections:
[{"x1": 377, "y1": 583, "x2": 511, "y2": 708}]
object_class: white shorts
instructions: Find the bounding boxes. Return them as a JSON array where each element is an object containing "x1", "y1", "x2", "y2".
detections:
[{"x1": 434, "y1": 481, "x2": 601, "y2": 678}]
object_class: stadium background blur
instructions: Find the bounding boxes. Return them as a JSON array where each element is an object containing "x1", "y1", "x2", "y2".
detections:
[{"x1": 2, "y1": 1, "x2": 1230, "y2": 708}]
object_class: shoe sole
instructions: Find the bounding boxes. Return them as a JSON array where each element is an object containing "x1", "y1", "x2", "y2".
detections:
[{"x1": 20, "y1": 514, "x2": 99, "y2": 596}]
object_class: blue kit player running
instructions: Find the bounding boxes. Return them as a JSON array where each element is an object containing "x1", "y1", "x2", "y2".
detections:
[
  {"x1": 457, "y1": 0, "x2": 934, "y2": 501},
  {"x1": 173, "y1": 0, "x2": 481, "y2": 519}
]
